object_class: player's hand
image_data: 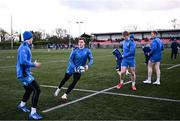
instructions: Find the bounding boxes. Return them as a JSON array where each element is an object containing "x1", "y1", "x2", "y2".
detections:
[
  {"x1": 34, "y1": 60, "x2": 41, "y2": 68},
  {"x1": 85, "y1": 65, "x2": 88, "y2": 71},
  {"x1": 35, "y1": 62, "x2": 41, "y2": 68}
]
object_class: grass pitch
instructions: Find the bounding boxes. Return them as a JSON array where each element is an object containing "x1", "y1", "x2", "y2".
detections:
[{"x1": 0, "y1": 48, "x2": 180, "y2": 120}]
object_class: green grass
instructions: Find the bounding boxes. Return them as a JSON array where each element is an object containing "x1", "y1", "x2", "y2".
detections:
[{"x1": 0, "y1": 48, "x2": 180, "y2": 120}]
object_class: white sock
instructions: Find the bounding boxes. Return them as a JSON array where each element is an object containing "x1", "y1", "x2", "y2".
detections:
[
  {"x1": 120, "y1": 80, "x2": 124, "y2": 84},
  {"x1": 31, "y1": 107, "x2": 36, "y2": 115},
  {"x1": 132, "y1": 81, "x2": 136, "y2": 86},
  {"x1": 156, "y1": 78, "x2": 160, "y2": 82},
  {"x1": 148, "y1": 77, "x2": 151, "y2": 82},
  {"x1": 20, "y1": 101, "x2": 26, "y2": 107}
]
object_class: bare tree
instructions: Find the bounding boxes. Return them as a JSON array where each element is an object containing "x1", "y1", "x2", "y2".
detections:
[
  {"x1": 31, "y1": 31, "x2": 42, "y2": 40},
  {"x1": 55, "y1": 28, "x2": 63, "y2": 38},
  {"x1": 0, "y1": 28, "x2": 9, "y2": 42},
  {"x1": 171, "y1": 18, "x2": 180, "y2": 29}
]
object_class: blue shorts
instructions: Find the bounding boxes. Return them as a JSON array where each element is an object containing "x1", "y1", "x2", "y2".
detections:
[
  {"x1": 18, "y1": 75, "x2": 35, "y2": 86},
  {"x1": 150, "y1": 58, "x2": 161, "y2": 63},
  {"x1": 121, "y1": 59, "x2": 136, "y2": 67}
]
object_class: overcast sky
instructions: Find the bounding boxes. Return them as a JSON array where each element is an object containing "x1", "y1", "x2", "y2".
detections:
[{"x1": 0, "y1": 0, "x2": 180, "y2": 37}]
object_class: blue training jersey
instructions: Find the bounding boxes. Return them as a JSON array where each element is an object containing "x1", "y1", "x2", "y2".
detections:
[
  {"x1": 66, "y1": 48, "x2": 93, "y2": 74},
  {"x1": 150, "y1": 37, "x2": 164, "y2": 62},
  {"x1": 16, "y1": 42, "x2": 35, "y2": 78},
  {"x1": 122, "y1": 39, "x2": 136, "y2": 60}
]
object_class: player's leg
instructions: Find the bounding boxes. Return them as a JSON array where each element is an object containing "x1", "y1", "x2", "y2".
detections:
[
  {"x1": 146, "y1": 55, "x2": 150, "y2": 65},
  {"x1": 29, "y1": 80, "x2": 43, "y2": 120},
  {"x1": 17, "y1": 85, "x2": 32, "y2": 113},
  {"x1": 129, "y1": 67, "x2": 136, "y2": 90},
  {"x1": 58, "y1": 73, "x2": 72, "y2": 89},
  {"x1": 153, "y1": 62, "x2": 161, "y2": 85},
  {"x1": 62, "y1": 73, "x2": 81, "y2": 100},
  {"x1": 117, "y1": 66, "x2": 127, "y2": 89},
  {"x1": 126, "y1": 68, "x2": 131, "y2": 75},
  {"x1": 54, "y1": 73, "x2": 72, "y2": 96},
  {"x1": 143, "y1": 61, "x2": 154, "y2": 83},
  {"x1": 128, "y1": 59, "x2": 136, "y2": 90},
  {"x1": 171, "y1": 51, "x2": 173, "y2": 60},
  {"x1": 174, "y1": 51, "x2": 177, "y2": 59},
  {"x1": 22, "y1": 85, "x2": 33, "y2": 102},
  {"x1": 145, "y1": 55, "x2": 149, "y2": 65}
]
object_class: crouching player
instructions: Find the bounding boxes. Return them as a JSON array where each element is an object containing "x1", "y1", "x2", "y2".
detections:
[
  {"x1": 112, "y1": 48, "x2": 131, "y2": 75},
  {"x1": 16, "y1": 31, "x2": 43, "y2": 120},
  {"x1": 117, "y1": 32, "x2": 137, "y2": 90},
  {"x1": 142, "y1": 44, "x2": 151, "y2": 65},
  {"x1": 54, "y1": 38, "x2": 93, "y2": 100},
  {"x1": 112, "y1": 48, "x2": 122, "y2": 72}
]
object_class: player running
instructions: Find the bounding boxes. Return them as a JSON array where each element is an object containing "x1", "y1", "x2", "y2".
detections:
[
  {"x1": 116, "y1": 32, "x2": 137, "y2": 90},
  {"x1": 54, "y1": 38, "x2": 93, "y2": 100},
  {"x1": 16, "y1": 31, "x2": 43, "y2": 120},
  {"x1": 143, "y1": 31, "x2": 164, "y2": 85}
]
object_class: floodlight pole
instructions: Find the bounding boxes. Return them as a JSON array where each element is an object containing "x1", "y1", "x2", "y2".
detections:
[
  {"x1": 68, "y1": 21, "x2": 71, "y2": 47},
  {"x1": 10, "y1": 15, "x2": 13, "y2": 50},
  {"x1": 76, "y1": 21, "x2": 83, "y2": 36}
]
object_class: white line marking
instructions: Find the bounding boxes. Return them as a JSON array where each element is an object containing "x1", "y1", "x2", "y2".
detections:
[
  {"x1": 40, "y1": 85, "x2": 97, "y2": 93},
  {"x1": 104, "y1": 92, "x2": 180, "y2": 103},
  {"x1": 167, "y1": 64, "x2": 180, "y2": 70},
  {"x1": 140, "y1": 63, "x2": 175, "y2": 66},
  {"x1": 41, "y1": 83, "x2": 180, "y2": 108},
  {"x1": 42, "y1": 81, "x2": 132, "y2": 113}
]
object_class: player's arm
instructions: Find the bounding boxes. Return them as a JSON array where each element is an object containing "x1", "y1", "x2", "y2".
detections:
[
  {"x1": 85, "y1": 49, "x2": 93, "y2": 70},
  {"x1": 19, "y1": 49, "x2": 36, "y2": 67},
  {"x1": 149, "y1": 41, "x2": 157, "y2": 56},
  {"x1": 69, "y1": 49, "x2": 76, "y2": 69},
  {"x1": 123, "y1": 42, "x2": 136, "y2": 58}
]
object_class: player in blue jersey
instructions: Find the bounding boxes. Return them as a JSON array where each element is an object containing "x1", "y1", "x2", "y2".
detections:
[
  {"x1": 142, "y1": 44, "x2": 151, "y2": 65},
  {"x1": 54, "y1": 38, "x2": 93, "y2": 100},
  {"x1": 112, "y1": 48, "x2": 123, "y2": 71},
  {"x1": 117, "y1": 31, "x2": 137, "y2": 91},
  {"x1": 143, "y1": 31, "x2": 164, "y2": 85},
  {"x1": 16, "y1": 31, "x2": 43, "y2": 120},
  {"x1": 171, "y1": 38, "x2": 180, "y2": 60}
]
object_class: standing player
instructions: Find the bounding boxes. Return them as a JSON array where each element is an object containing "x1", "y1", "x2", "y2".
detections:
[
  {"x1": 171, "y1": 38, "x2": 180, "y2": 60},
  {"x1": 54, "y1": 38, "x2": 93, "y2": 100},
  {"x1": 16, "y1": 31, "x2": 43, "y2": 120},
  {"x1": 117, "y1": 32, "x2": 137, "y2": 90},
  {"x1": 143, "y1": 31, "x2": 164, "y2": 85}
]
